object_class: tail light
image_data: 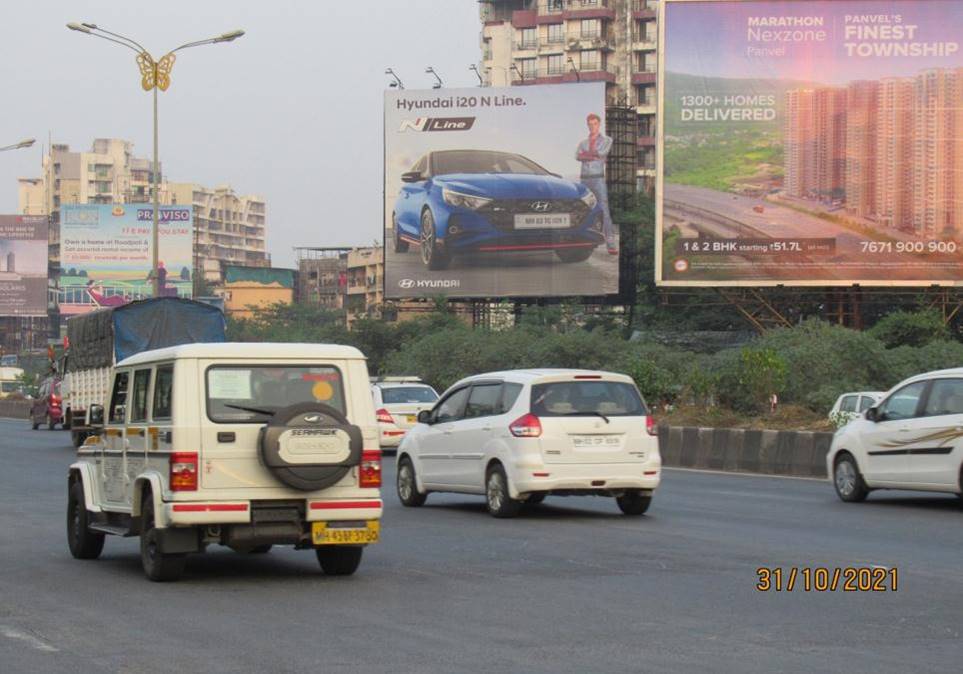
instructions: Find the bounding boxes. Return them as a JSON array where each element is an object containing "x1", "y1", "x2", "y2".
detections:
[
  {"x1": 376, "y1": 408, "x2": 395, "y2": 425},
  {"x1": 170, "y1": 452, "x2": 198, "y2": 491},
  {"x1": 646, "y1": 415, "x2": 657, "y2": 436},
  {"x1": 359, "y1": 449, "x2": 382, "y2": 488},
  {"x1": 510, "y1": 413, "x2": 542, "y2": 438}
]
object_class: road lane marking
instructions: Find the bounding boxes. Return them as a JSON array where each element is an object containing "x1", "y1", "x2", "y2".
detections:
[{"x1": 0, "y1": 626, "x2": 58, "y2": 652}]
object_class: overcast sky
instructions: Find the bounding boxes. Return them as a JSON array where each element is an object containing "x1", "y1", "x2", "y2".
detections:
[{"x1": 0, "y1": 0, "x2": 481, "y2": 268}]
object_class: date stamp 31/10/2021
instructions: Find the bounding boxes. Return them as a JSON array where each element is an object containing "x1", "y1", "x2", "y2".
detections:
[{"x1": 756, "y1": 567, "x2": 898, "y2": 592}]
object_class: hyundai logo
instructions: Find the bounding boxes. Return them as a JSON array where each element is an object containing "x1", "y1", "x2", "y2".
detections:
[
  {"x1": 531, "y1": 201, "x2": 551, "y2": 213},
  {"x1": 399, "y1": 278, "x2": 415, "y2": 289}
]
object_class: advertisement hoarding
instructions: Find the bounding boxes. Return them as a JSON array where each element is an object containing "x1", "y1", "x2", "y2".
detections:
[
  {"x1": 384, "y1": 82, "x2": 618, "y2": 299},
  {"x1": 0, "y1": 215, "x2": 48, "y2": 316},
  {"x1": 60, "y1": 204, "x2": 193, "y2": 316},
  {"x1": 658, "y1": 0, "x2": 963, "y2": 286}
]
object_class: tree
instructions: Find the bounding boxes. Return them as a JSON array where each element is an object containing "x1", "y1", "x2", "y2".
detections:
[{"x1": 867, "y1": 308, "x2": 949, "y2": 348}]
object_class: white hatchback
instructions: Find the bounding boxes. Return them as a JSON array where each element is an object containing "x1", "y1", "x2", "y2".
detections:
[
  {"x1": 828, "y1": 368, "x2": 963, "y2": 502},
  {"x1": 395, "y1": 369, "x2": 661, "y2": 518},
  {"x1": 371, "y1": 378, "x2": 439, "y2": 450}
]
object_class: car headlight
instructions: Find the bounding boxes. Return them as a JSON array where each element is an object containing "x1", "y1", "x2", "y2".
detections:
[
  {"x1": 580, "y1": 190, "x2": 597, "y2": 208},
  {"x1": 443, "y1": 188, "x2": 492, "y2": 210}
]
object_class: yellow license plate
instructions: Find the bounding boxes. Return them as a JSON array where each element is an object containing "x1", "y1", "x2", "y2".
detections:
[
  {"x1": 312, "y1": 520, "x2": 380, "y2": 545},
  {"x1": 406, "y1": 415, "x2": 417, "y2": 423}
]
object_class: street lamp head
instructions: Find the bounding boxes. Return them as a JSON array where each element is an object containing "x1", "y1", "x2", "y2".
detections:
[
  {"x1": 425, "y1": 66, "x2": 435, "y2": 74},
  {"x1": 67, "y1": 22, "x2": 92, "y2": 34},
  {"x1": 17, "y1": 139, "x2": 36, "y2": 149},
  {"x1": 81, "y1": 22, "x2": 98, "y2": 29},
  {"x1": 215, "y1": 29, "x2": 245, "y2": 43}
]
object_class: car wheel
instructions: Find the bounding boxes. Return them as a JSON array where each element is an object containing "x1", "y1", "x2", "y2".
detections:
[
  {"x1": 140, "y1": 494, "x2": 187, "y2": 582},
  {"x1": 316, "y1": 546, "x2": 363, "y2": 575},
  {"x1": 47, "y1": 413, "x2": 56, "y2": 430},
  {"x1": 486, "y1": 464, "x2": 522, "y2": 518},
  {"x1": 397, "y1": 456, "x2": 427, "y2": 507},
  {"x1": 616, "y1": 490, "x2": 652, "y2": 516},
  {"x1": 393, "y1": 213, "x2": 409, "y2": 253},
  {"x1": 555, "y1": 247, "x2": 595, "y2": 263},
  {"x1": 833, "y1": 453, "x2": 869, "y2": 503},
  {"x1": 525, "y1": 493, "x2": 546, "y2": 505},
  {"x1": 420, "y1": 209, "x2": 450, "y2": 270},
  {"x1": 67, "y1": 481, "x2": 105, "y2": 560}
]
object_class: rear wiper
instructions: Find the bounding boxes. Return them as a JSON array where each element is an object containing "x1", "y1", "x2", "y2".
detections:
[
  {"x1": 224, "y1": 403, "x2": 276, "y2": 416},
  {"x1": 561, "y1": 411, "x2": 610, "y2": 424}
]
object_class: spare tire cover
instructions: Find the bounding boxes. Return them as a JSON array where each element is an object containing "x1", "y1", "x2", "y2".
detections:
[{"x1": 259, "y1": 402, "x2": 363, "y2": 491}]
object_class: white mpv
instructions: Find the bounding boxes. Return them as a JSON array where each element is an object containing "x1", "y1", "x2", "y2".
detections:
[
  {"x1": 67, "y1": 343, "x2": 383, "y2": 581},
  {"x1": 828, "y1": 368, "x2": 963, "y2": 502},
  {"x1": 396, "y1": 369, "x2": 661, "y2": 518}
]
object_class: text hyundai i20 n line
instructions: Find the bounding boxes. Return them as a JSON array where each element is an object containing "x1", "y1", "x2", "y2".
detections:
[{"x1": 391, "y1": 150, "x2": 604, "y2": 270}]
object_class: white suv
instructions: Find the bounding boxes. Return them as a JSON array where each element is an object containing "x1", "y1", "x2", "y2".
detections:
[
  {"x1": 370, "y1": 378, "x2": 439, "y2": 450},
  {"x1": 828, "y1": 368, "x2": 963, "y2": 502},
  {"x1": 66, "y1": 343, "x2": 383, "y2": 581},
  {"x1": 395, "y1": 369, "x2": 661, "y2": 518}
]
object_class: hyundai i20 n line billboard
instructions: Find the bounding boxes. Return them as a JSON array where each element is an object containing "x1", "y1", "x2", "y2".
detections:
[
  {"x1": 659, "y1": 0, "x2": 963, "y2": 287},
  {"x1": 384, "y1": 83, "x2": 618, "y2": 299}
]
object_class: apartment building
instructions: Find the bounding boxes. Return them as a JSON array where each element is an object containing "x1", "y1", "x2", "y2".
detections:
[
  {"x1": 295, "y1": 247, "x2": 350, "y2": 311},
  {"x1": 783, "y1": 68, "x2": 963, "y2": 238},
  {"x1": 479, "y1": 0, "x2": 659, "y2": 190},
  {"x1": 167, "y1": 182, "x2": 269, "y2": 284},
  {"x1": 345, "y1": 246, "x2": 383, "y2": 326}
]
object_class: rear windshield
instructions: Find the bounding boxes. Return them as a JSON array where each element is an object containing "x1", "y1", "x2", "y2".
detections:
[
  {"x1": 381, "y1": 386, "x2": 438, "y2": 404},
  {"x1": 207, "y1": 365, "x2": 345, "y2": 423},
  {"x1": 531, "y1": 381, "x2": 647, "y2": 417}
]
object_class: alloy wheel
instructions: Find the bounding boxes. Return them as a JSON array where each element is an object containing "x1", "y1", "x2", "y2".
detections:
[
  {"x1": 835, "y1": 460, "x2": 856, "y2": 497},
  {"x1": 487, "y1": 472, "x2": 505, "y2": 512},
  {"x1": 420, "y1": 214, "x2": 434, "y2": 265},
  {"x1": 398, "y1": 464, "x2": 414, "y2": 502}
]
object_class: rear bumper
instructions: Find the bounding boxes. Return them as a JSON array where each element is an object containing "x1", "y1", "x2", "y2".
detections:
[
  {"x1": 379, "y1": 429, "x2": 406, "y2": 448},
  {"x1": 164, "y1": 499, "x2": 384, "y2": 526},
  {"x1": 509, "y1": 460, "x2": 661, "y2": 496}
]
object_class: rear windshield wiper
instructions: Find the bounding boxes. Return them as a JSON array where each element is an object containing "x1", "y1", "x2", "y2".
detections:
[
  {"x1": 560, "y1": 411, "x2": 610, "y2": 424},
  {"x1": 224, "y1": 403, "x2": 277, "y2": 416}
]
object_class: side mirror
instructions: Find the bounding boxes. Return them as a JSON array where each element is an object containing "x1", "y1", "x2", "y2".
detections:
[
  {"x1": 865, "y1": 407, "x2": 878, "y2": 422},
  {"x1": 89, "y1": 404, "x2": 105, "y2": 427},
  {"x1": 401, "y1": 171, "x2": 424, "y2": 183},
  {"x1": 417, "y1": 410, "x2": 432, "y2": 425}
]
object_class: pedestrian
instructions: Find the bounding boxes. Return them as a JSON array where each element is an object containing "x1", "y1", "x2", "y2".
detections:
[
  {"x1": 575, "y1": 113, "x2": 617, "y2": 255},
  {"x1": 769, "y1": 392, "x2": 778, "y2": 414}
]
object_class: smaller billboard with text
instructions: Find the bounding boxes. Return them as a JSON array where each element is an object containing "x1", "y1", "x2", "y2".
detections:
[
  {"x1": 60, "y1": 204, "x2": 192, "y2": 316},
  {"x1": 0, "y1": 215, "x2": 48, "y2": 317},
  {"x1": 384, "y1": 82, "x2": 618, "y2": 299}
]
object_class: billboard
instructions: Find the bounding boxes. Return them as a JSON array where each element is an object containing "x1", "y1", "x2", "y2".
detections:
[
  {"x1": 60, "y1": 204, "x2": 193, "y2": 316},
  {"x1": 0, "y1": 215, "x2": 48, "y2": 316},
  {"x1": 384, "y1": 83, "x2": 618, "y2": 299},
  {"x1": 658, "y1": 0, "x2": 963, "y2": 286}
]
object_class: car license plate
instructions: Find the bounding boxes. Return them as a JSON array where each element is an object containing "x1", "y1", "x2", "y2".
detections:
[
  {"x1": 571, "y1": 435, "x2": 623, "y2": 448},
  {"x1": 405, "y1": 414, "x2": 417, "y2": 423},
  {"x1": 312, "y1": 520, "x2": 380, "y2": 545},
  {"x1": 514, "y1": 213, "x2": 570, "y2": 229}
]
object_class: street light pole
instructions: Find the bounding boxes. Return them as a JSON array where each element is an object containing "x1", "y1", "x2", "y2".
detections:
[
  {"x1": 67, "y1": 23, "x2": 244, "y2": 298},
  {"x1": 0, "y1": 138, "x2": 36, "y2": 153}
]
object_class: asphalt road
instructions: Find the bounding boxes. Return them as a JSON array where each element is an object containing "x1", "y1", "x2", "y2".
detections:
[
  {"x1": 2, "y1": 418, "x2": 961, "y2": 673},
  {"x1": 384, "y1": 228, "x2": 619, "y2": 298}
]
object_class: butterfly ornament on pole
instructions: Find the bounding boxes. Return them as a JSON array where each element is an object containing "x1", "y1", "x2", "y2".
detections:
[{"x1": 137, "y1": 51, "x2": 176, "y2": 91}]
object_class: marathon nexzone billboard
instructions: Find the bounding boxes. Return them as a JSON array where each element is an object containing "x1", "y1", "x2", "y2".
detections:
[
  {"x1": 658, "y1": 0, "x2": 963, "y2": 286},
  {"x1": 0, "y1": 215, "x2": 48, "y2": 317},
  {"x1": 384, "y1": 83, "x2": 618, "y2": 299},
  {"x1": 60, "y1": 204, "x2": 193, "y2": 315}
]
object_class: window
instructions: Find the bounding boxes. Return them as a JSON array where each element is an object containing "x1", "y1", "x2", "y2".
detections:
[
  {"x1": 500, "y1": 383, "x2": 523, "y2": 414},
  {"x1": 381, "y1": 386, "x2": 438, "y2": 404},
  {"x1": 152, "y1": 365, "x2": 174, "y2": 420},
  {"x1": 547, "y1": 54, "x2": 565, "y2": 75},
  {"x1": 130, "y1": 369, "x2": 152, "y2": 423},
  {"x1": 465, "y1": 384, "x2": 502, "y2": 419},
  {"x1": 581, "y1": 19, "x2": 600, "y2": 38},
  {"x1": 108, "y1": 371, "x2": 130, "y2": 424},
  {"x1": 206, "y1": 365, "x2": 345, "y2": 423},
  {"x1": 519, "y1": 58, "x2": 537, "y2": 79},
  {"x1": 839, "y1": 395, "x2": 858, "y2": 413},
  {"x1": 531, "y1": 381, "x2": 647, "y2": 417},
  {"x1": 878, "y1": 381, "x2": 927, "y2": 421},
  {"x1": 922, "y1": 379, "x2": 963, "y2": 417},
  {"x1": 580, "y1": 50, "x2": 600, "y2": 71},
  {"x1": 858, "y1": 396, "x2": 876, "y2": 413},
  {"x1": 520, "y1": 27, "x2": 537, "y2": 49},
  {"x1": 433, "y1": 387, "x2": 470, "y2": 423},
  {"x1": 547, "y1": 23, "x2": 564, "y2": 44}
]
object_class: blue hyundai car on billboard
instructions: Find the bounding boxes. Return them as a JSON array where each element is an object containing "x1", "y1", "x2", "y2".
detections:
[{"x1": 391, "y1": 150, "x2": 604, "y2": 270}]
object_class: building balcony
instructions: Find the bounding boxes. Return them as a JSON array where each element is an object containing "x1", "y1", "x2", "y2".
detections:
[
  {"x1": 514, "y1": 63, "x2": 616, "y2": 85},
  {"x1": 636, "y1": 100, "x2": 656, "y2": 115},
  {"x1": 562, "y1": 0, "x2": 614, "y2": 20},
  {"x1": 632, "y1": 0, "x2": 658, "y2": 19},
  {"x1": 637, "y1": 136, "x2": 657, "y2": 147},
  {"x1": 567, "y1": 35, "x2": 614, "y2": 51},
  {"x1": 632, "y1": 70, "x2": 657, "y2": 84},
  {"x1": 514, "y1": 41, "x2": 539, "y2": 52},
  {"x1": 631, "y1": 32, "x2": 657, "y2": 51}
]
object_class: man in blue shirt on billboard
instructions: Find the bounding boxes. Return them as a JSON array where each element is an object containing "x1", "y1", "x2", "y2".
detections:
[{"x1": 576, "y1": 113, "x2": 617, "y2": 255}]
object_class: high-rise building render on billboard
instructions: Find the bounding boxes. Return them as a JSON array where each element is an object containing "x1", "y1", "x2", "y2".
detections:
[
  {"x1": 478, "y1": 0, "x2": 658, "y2": 190},
  {"x1": 17, "y1": 138, "x2": 269, "y2": 280},
  {"x1": 782, "y1": 69, "x2": 963, "y2": 238}
]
